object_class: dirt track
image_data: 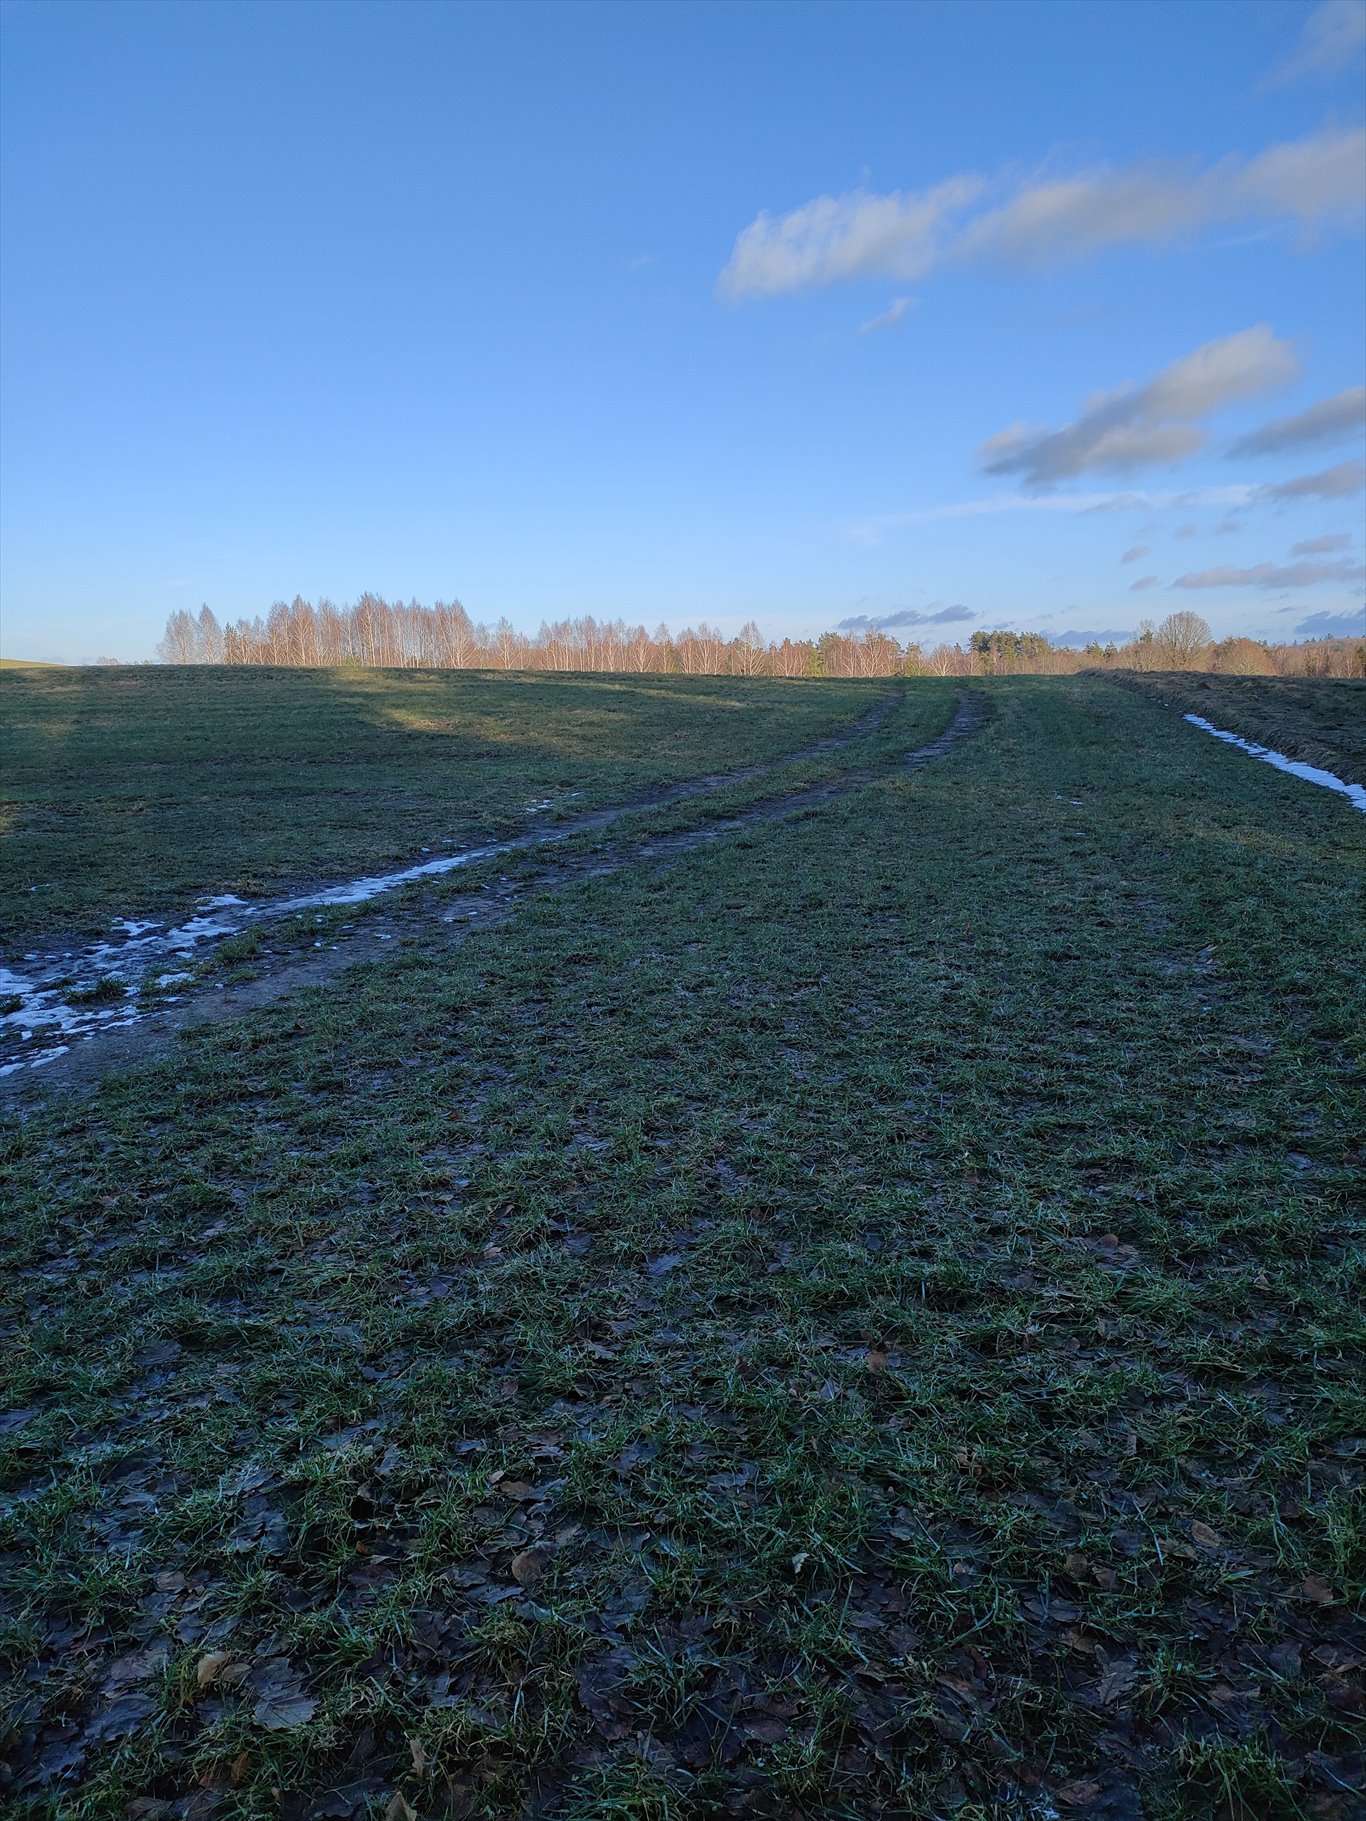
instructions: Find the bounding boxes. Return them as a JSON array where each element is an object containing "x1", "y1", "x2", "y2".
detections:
[{"x1": 1, "y1": 693, "x2": 985, "y2": 1100}]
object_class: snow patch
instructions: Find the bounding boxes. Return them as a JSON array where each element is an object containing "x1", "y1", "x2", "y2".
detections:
[{"x1": 1183, "y1": 715, "x2": 1366, "y2": 815}]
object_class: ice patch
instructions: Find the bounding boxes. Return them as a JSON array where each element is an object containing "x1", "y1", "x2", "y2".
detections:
[
  {"x1": 0, "y1": 838, "x2": 515, "y2": 1075},
  {"x1": 1183, "y1": 715, "x2": 1366, "y2": 816}
]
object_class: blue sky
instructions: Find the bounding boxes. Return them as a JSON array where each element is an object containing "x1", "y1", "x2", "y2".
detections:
[{"x1": 2, "y1": 0, "x2": 1363, "y2": 663}]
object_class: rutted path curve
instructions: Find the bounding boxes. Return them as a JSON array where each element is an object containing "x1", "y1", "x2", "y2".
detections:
[{"x1": 1, "y1": 691, "x2": 985, "y2": 1094}]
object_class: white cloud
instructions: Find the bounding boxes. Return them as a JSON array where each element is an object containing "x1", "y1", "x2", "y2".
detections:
[
  {"x1": 1120, "y1": 544, "x2": 1149, "y2": 563},
  {"x1": 719, "y1": 177, "x2": 981, "y2": 299},
  {"x1": 1173, "y1": 557, "x2": 1366, "y2": 589},
  {"x1": 1254, "y1": 459, "x2": 1366, "y2": 501},
  {"x1": 859, "y1": 296, "x2": 916, "y2": 334},
  {"x1": 719, "y1": 126, "x2": 1366, "y2": 298},
  {"x1": 977, "y1": 327, "x2": 1299, "y2": 489},
  {"x1": 1227, "y1": 386, "x2": 1366, "y2": 456},
  {"x1": 1291, "y1": 532, "x2": 1353, "y2": 553},
  {"x1": 1130, "y1": 576, "x2": 1159, "y2": 592},
  {"x1": 1265, "y1": 1, "x2": 1366, "y2": 86}
]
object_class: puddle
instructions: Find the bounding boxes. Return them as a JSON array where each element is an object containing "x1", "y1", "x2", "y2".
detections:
[{"x1": 1183, "y1": 715, "x2": 1366, "y2": 815}]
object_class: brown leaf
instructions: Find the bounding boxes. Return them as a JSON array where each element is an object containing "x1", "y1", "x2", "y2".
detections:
[
  {"x1": 1302, "y1": 1575, "x2": 1336, "y2": 1604},
  {"x1": 1058, "y1": 1780, "x2": 1103, "y2": 1807},
  {"x1": 385, "y1": 1797, "x2": 417, "y2": 1821},
  {"x1": 197, "y1": 1652, "x2": 250, "y2": 1690},
  {"x1": 408, "y1": 1735, "x2": 428, "y2": 1777},
  {"x1": 494, "y1": 1479, "x2": 535, "y2": 1501},
  {"x1": 510, "y1": 1548, "x2": 549, "y2": 1588},
  {"x1": 1189, "y1": 1520, "x2": 1224, "y2": 1552}
]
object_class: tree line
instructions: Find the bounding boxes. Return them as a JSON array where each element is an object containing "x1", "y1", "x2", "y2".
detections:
[{"x1": 155, "y1": 596, "x2": 1365, "y2": 678}]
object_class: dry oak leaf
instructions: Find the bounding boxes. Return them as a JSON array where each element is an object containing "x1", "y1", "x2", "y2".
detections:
[
  {"x1": 385, "y1": 1797, "x2": 417, "y2": 1821},
  {"x1": 196, "y1": 1652, "x2": 250, "y2": 1690},
  {"x1": 1188, "y1": 1520, "x2": 1224, "y2": 1553},
  {"x1": 511, "y1": 1548, "x2": 549, "y2": 1588},
  {"x1": 1058, "y1": 1779, "x2": 1103, "y2": 1808}
]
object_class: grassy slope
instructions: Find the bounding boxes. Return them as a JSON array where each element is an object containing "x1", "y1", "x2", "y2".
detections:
[
  {"x1": 0, "y1": 667, "x2": 880, "y2": 944},
  {"x1": 1115, "y1": 674, "x2": 1366, "y2": 787},
  {"x1": 1, "y1": 678, "x2": 1363, "y2": 1820}
]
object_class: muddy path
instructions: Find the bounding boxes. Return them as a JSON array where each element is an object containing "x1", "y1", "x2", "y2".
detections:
[{"x1": 0, "y1": 692, "x2": 985, "y2": 1099}]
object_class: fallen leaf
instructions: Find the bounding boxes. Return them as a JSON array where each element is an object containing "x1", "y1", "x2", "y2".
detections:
[
  {"x1": 87, "y1": 1692, "x2": 157, "y2": 1743},
  {"x1": 385, "y1": 1796, "x2": 417, "y2": 1821},
  {"x1": 1058, "y1": 1779, "x2": 1103, "y2": 1807},
  {"x1": 408, "y1": 1735, "x2": 428, "y2": 1777},
  {"x1": 1189, "y1": 1520, "x2": 1223, "y2": 1552},
  {"x1": 494, "y1": 1479, "x2": 535, "y2": 1501},
  {"x1": 197, "y1": 1651, "x2": 229, "y2": 1689},
  {"x1": 1302, "y1": 1575, "x2": 1336, "y2": 1604},
  {"x1": 511, "y1": 1548, "x2": 549, "y2": 1588},
  {"x1": 246, "y1": 1657, "x2": 317, "y2": 1731}
]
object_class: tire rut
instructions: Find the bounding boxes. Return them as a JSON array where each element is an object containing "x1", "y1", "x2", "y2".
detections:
[{"x1": 1, "y1": 691, "x2": 986, "y2": 1100}]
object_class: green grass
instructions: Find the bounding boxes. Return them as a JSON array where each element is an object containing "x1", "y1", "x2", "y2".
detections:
[
  {"x1": 1, "y1": 676, "x2": 1363, "y2": 1819},
  {"x1": 0, "y1": 665, "x2": 882, "y2": 943}
]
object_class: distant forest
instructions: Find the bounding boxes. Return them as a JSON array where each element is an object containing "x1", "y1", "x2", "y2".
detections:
[{"x1": 156, "y1": 596, "x2": 1366, "y2": 678}]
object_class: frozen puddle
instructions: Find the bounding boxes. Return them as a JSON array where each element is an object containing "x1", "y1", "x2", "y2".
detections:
[
  {"x1": 1183, "y1": 714, "x2": 1366, "y2": 815},
  {"x1": 0, "y1": 840, "x2": 516, "y2": 1075}
]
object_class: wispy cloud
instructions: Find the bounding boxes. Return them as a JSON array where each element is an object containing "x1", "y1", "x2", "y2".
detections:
[
  {"x1": 1130, "y1": 576, "x2": 1159, "y2": 592},
  {"x1": 1253, "y1": 459, "x2": 1366, "y2": 502},
  {"x1": 1120, "y1": 544, "x2": 1149, "y2": 563},
  {"x1": 1227, "y1": 385, "x2": 1366, "y2": 457},
  {"x1": 978, "y1": 327, "x2": 1298, "y2": 489},
  {"x1": 859, "y1": 295, "x2": 915, "y2": 334},
  {"x1": 848, "y1": 483, "x2": 1255, "y2": 543},
  {"x1": 1051, "y1": 627, "x2": 1134, "y2": 647},
  {"x1": 1291, "y1": 532, "x2": 1352, "y2": 554},
  {"x1": 719, "y1": 126, "x2": 1365, "y2": 298},
  {"x1": 1264, "y1": 1, "x2": 1366, "y2": 87},
  {"x1": 1173, "y1": 558, "x2": 1366, "y2": 590},
  {"x1": 837, "y1": 603, "x2": 975, "y2": 631},
  {"x1": 1289, "y1": 607, "x2": 1366, "y2": 638}
]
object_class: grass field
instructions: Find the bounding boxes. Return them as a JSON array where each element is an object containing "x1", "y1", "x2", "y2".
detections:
[
  {"x1": 0, "y1": 668, "x2": 884, "y2": 944},
  {"x1": 1, "y1": 674, "x2": 1363, "y2": 1820},
  {"x1": 1117, "y1": 675, "x2": 1366, "y2": 788}
]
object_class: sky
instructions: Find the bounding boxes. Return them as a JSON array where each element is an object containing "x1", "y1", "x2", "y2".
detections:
[{"x1": 1, "y1": 0, "x2": 1364, "y2": 663}]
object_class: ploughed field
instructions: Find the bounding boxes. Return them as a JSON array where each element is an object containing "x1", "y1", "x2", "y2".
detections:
[{"x1": 0, "y1": 669, "x2": 1363, "y2": 1820}]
